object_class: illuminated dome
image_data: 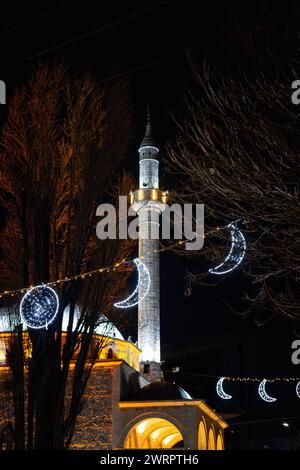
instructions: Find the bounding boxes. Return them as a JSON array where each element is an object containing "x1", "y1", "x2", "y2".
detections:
[
  {"x1": 0, "y1": 306, "x2": 124, "y2": 340},
  {"x1": 127, "y1": 381, "x2": 192, "y2": 401}
]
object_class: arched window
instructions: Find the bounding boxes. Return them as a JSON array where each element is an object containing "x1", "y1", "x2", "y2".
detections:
[
  {"x1": 198, "y1": 420, "x2": 207, "y2": 450},
  {"x1": 107, "y1": 348, "x2": 114, "y2": 359},
  {"x1": 208, "y1": 427, "x2": 215, "y2": 450},
  {"x1": 216, "y1": 433, "x2": 224, "y2": 450}
]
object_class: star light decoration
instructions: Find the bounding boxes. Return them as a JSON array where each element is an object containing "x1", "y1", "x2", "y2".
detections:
[{"x1": 20, "y1": 285, "x2": 59, "y2": 329}]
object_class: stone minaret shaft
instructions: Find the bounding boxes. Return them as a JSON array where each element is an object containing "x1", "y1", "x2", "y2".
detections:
[{"x1": 130, "y1": 107, "x2": 167, "y2": 382}]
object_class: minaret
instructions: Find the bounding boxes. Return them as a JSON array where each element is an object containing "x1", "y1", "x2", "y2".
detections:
[{"x1": 130, "y1": 107, "x2": 168, "y2": 382}]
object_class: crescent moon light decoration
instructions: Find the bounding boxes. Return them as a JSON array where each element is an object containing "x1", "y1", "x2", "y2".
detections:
[
  {"x1": 114, "y1": 258, "x2": 150, "y2": 309},
  {"x1": 296, "y1": 381, "x2": 300, "y2": 399},
  {"x1": 216, "y1": 378, "x2": 232, "y2": 400},
  {"x1": 258, "y1": 379, "x2": 277, "y2": 403},
  {"x1": 20, "y1": 285, "x2": 59, "y2": 329},
  {"x1": 209, "y1": 223, "x2": 246, "y2": 275}
]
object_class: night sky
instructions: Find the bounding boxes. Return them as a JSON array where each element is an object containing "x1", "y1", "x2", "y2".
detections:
[{"x1": 1, "y1": 0, "x2": 300, "y2": 447}]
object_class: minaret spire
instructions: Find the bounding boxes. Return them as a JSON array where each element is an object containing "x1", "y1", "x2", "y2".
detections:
[
  {"x1": 145, "y1": 103, "x2": 151, "y2": 135},
  {"x1": 139, "y1": 104, "x2": 158, "y2": 152},
  {"x1": 130, "y1": 107, "x2": 168, "y2": 382}
]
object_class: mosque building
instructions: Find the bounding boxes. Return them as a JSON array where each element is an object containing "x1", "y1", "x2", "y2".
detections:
[{"x1": 0, "y1": 110, "x2": 227, "y2": 450}]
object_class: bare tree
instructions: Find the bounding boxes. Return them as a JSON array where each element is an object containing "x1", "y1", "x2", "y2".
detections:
[
  {"x1": 0, "y1": 63, "x2": 135, "y2": 448},
  {"x1": 167, "y1": 9, "x2": 300, "y2": 324}
]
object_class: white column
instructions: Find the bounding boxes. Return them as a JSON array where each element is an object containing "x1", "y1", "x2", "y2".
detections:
[{"x1": 138, "y1": 206, "x2": 161, "y2": 364}]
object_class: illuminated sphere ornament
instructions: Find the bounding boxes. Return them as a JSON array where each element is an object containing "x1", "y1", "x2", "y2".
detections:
[{"x1": 20, "y1": 285, "x2": 59, "y2": 329}]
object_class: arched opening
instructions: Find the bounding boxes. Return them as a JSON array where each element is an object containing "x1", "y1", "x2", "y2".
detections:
[
  {"x1": 107, "y1": 348, "x2": 114, "y2": 359},
  {"x1": 208, "y1": 428, "x2": 215, "y2": 450},
  {"x1": 124, "y1": 418, "x2": 184, "y2": 449},
  {"x1": 198, "y1": 420, "x2": 207, "y2": 450},
  {"x1": 216, "y1": 433, "x2": 224, "y2": 450}
]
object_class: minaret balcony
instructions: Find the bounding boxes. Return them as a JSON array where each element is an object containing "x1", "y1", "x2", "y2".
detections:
[{"x1": 129, "y1": 188, "x2": 168, "y2": 213}]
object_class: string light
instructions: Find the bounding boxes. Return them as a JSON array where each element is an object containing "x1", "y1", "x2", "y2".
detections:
[
  {"x1": 114, "y1": 258, "x2": 150, "y2": 309},
  {"x1": 258, "y1": 379, "x2": 277, "y2": 403},
  {"x1": 0, "y1": 258, "x2": 131, "y2": 299},
  {"x1": 169, "y1": 369, "x2": 300, "y2": 401},
  {"x1": 223, "y1": 376, "x2": 300, "y2": 383},
  {"x1": 167, "y1": 369, "x2": 300, "y2": 382},
  {"x1": 20, "y1": 285, "x2": 59, "y2": 329},
  {"x1": 216, "y1": 378, "x2": 232, "y2": 400},
  {"x1": 0, "y1": 221, "x2": 236, "y2": 300}
]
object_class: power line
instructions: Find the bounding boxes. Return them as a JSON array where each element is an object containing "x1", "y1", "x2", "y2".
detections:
[
  {"x1": 1, "y1": 1, "x2": 79, "y2": 35},
  {"x1": 98, "y1": 49, "x2": 186, "y2": 84},
  {"x1": 0, "y1": 0, "x2": 176, "y2": 72}
]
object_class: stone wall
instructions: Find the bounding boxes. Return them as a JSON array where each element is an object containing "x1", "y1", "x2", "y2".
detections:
[
  {"x1": 71, "y1": 365, "x2": 115, "y2": 450},
  {"x1": 0, "y1": 362, "x2": 119, "y2": 450}
]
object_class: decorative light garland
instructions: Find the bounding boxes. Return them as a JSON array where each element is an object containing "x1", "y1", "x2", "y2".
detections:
[
  {"x1": 223, "y1": 376, "x2": 300, "y2": 383},
  {"x1": 3, "y1": 257, "x2": 151, "y2": 328},
  {"x1": 0, "y1": 221, "x2": 245, "y2": 300},
  {"x1": 217, "y1": 378, "x2": 279, "y2": 402},
  {"x1": 167, "y1": 370, "x2": 300, "y2": 400},
  {"x1": 0, "y1": 258, "x2": 130, "y2": 299}
]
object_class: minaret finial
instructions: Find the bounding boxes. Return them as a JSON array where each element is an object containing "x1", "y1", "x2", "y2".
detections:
[
  {"x1": 146, "y1": 103, "x2": 151, "y2": 128},
  {"x1": 139, "y1": 104, "x2": 158, "y2": 150},
  {"x1": 145, "y1": 104, "x2": 152, "y2": 138}
]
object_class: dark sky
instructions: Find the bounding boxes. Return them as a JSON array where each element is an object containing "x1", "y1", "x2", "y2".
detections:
[{"x1": 1, "y1": 0, "x2": 300, "y2": 439}]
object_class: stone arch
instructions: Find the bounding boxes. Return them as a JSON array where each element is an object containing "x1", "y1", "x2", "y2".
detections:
[
  {"x1": 106, "y1": 341, "x2": 117, "y2": 358},
  {"x1": 216, "y1": 432, "x2": 224, "y2": 450},
  {"x1": 119, "y1": 412, "x2": 187, "y2": 449},
  {"x1": 208, "y1": 426, "x2": 216, "y2": 450},
  {"x1": 198, "y1": 419, "x2": 207, "y2": 450}
]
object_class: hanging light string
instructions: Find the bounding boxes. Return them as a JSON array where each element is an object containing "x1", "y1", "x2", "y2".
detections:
[
  {"x1": 0, "y1": 257, "x2": 132, "y2": 299},
  {"x1": 153, "y1": 219, "x2": 234, "y2": 254},
  {"x1": 224, "y1": 376, "x2": 300, "y2": 383},
  {"x1": 165, "y1": 370, "x2": 300, "y2": 382},
  {"x1": 0, "y1": 220, "x2": 243, "y2": 300}
]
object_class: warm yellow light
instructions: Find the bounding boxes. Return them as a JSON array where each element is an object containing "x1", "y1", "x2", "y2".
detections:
[
  {"x1": 136, "y1": 421, "x2": 148, "y2": 435},
  {"x1": 150, "y1": 429, "x2": 160, "y2": 440},
  {"x1": 124, "y1": 418, "x2": 184, "y2": 449},
  {"x1": 151, "y1": 189, "x2": 158, "y2": 200},
  {"x1": 162, "y1": 433, "x2": 181, "y2": 447}
]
